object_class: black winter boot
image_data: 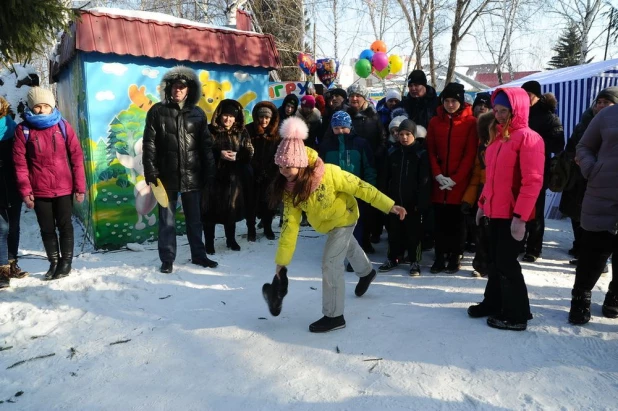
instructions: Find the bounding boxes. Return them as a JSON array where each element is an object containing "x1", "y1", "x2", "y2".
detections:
[
  {"x1": 263, "y1": 215, "x2": 275, "y2": 240},
  {"x1": 569, "y1": 288, "x2": 592, "y2": 325},
  {"x1": 225, "y1": 224, "x2": 240, "y2": 251},
  {"x1": 42, "y1": 233, "x2": 60, "y2": 281},
  {"x1": 309, "y1": 315, "x2": 346, "y2": 333},
  {"x1": 430, "y1": 252, "x2": 446, "y2": 274},
  {"x1": 53, "y1": 233, "x2": 74, "y2": 279},
  {"x1": 444, "y1": 253, "x2": 462, "y2": 274},
  {"x1": 247, "y1": 219, "x2": 257, "y2": 242},
  {"x1": 262, "y1": 267, "x2": 289, "y2": 316},
  {"x1": 204, "y1": 223, "x2": 215, "y2": 254},
  {"x1": 602, "y1": 284, "x2": 618, "y2": 319}
]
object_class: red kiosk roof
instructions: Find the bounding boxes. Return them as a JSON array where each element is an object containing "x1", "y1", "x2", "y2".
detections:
[{"x1": 51, "y1": 10, "x2": 281, "y2": 81}]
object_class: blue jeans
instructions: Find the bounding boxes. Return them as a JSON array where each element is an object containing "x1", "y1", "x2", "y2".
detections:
[
  {"x1": 158, "y1": 190, "x2": 206, "y2": 263},
  {"x1": 0, "y1": 204, "x2": 22, "y2": 265}
]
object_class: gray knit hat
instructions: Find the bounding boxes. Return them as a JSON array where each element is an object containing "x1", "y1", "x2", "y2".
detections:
[
  {"x1": 347, "y1": 83, "x2": 369, "y2": 100},
  {"x1": 596, "y1": 86, "x2": 618, "y2": 105}
]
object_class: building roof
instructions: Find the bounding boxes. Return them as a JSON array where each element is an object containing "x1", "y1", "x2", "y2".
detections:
[
  {"x1": 475, "y1": 71, "x2": 540, "y2": 88},
  {"x1": 497, "y1": 59, "x2": 618, "y2": 87},
  {"x1": 50, "y1": 9, "x2": 281, "y2": 81}
]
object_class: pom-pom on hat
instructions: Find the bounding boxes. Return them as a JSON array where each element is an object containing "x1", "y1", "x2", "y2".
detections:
[
  {"x1": 275, "y1": 117, "x2": 309, "y2": 168},
  {"x1": 27, "y1": 87, "x2": 56, "y2": 109},
  {"x1": 331, "y1": 110, "x2": 352, "y2": 128}
]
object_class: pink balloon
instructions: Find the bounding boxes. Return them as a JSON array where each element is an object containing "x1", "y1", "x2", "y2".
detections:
[{"x1": 372, "y1": 52, "x2": 389, "y2": 71}]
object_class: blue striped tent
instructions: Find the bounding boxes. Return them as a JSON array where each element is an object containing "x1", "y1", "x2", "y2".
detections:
[{"x1": 494, "y1": 59, "x2": 618, "y2": 217}]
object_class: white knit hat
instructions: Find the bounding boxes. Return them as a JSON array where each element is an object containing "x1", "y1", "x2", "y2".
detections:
[
  {"x1": 385, "y1": 89, "x2": 401, "y2": 102},
  {"x1": 27, "y1": 87, "x2": 56, "y2": 109}
]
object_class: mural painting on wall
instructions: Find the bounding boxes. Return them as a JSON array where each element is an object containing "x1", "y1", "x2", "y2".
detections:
[{"x1": 84, "y1": 60, "x2": 268, "y2": 248}]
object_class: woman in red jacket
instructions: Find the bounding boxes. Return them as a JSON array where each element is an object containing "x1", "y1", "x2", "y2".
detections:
[
  {"x1": 426, "y1": 83, "x2": 478, "y2": 274},
  {"x1": 13, "y1": 87, "x2": 86, "y2": 281},
  {"x1": 468, "y1": 88, "x2": 544, "y2": 331}
]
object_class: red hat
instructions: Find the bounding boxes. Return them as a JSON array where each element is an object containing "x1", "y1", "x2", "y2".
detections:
[{"x1": 301, "y1": 95, "x2": 316, "y2": 109}]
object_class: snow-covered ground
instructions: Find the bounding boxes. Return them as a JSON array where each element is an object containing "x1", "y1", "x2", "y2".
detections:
[{"x1": 1, "y1": 209, "x2": 616, "y2": 410}]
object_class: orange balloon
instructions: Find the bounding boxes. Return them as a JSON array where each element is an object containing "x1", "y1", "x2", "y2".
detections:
[{"x1": 370, "y1": 40, "x2": 387, "y2": 53}]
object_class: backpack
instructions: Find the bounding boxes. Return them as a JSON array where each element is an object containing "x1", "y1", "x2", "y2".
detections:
[
  {"x1": 548, "y1": 150, "x2": 571, "y2": 192},
  {"x1": 21, "y1": 119, "x2": 68, "y2": 142}
]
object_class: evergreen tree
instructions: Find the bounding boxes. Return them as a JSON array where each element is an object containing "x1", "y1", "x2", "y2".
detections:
[
  {"x1": 0, "y1": 0, "x2": 76, "y2": 64},
  {"x1": 547, "y1": 24, "x2": 593, "y2": 69}
]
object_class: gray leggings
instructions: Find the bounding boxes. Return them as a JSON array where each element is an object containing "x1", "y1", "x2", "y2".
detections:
[{"x1": 322, "y1": 224, "x2": 373, "y2": 317}]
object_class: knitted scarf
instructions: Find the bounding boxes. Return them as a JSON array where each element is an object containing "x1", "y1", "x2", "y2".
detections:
[{"x1": 23, "y1": 107, "x2": 62, "y2": 129}]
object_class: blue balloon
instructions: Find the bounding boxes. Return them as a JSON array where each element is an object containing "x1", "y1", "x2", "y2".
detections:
[{"x1": 359, "y1": 49, "x2": 374, "y2": 61}]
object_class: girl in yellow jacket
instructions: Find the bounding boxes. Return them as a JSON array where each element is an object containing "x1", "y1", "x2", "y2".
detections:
[{"x1": 263, "y1": 117, "x2": 406, "y2": 333}]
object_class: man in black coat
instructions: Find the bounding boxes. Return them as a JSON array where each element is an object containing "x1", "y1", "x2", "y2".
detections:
[
  {"x1": 520, "y1": 81, "x2": 565, "y2": 262},
  {"x1": 400, "y1": 70, "x2": 439, "y2": 129},
  {"x1": 142, "y1": 66, "x2": 217, "y2": 273}
]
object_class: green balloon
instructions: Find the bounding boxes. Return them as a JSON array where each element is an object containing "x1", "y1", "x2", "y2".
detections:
[{"x1": 355, "y1": 59, "x2": 372, "y2": 78}]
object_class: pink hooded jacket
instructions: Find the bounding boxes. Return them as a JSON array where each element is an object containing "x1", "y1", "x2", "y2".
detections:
[
  {"x1": 478, "y1": 88, "x2": 545, "y2": 222},
  {"x1": 13, "y1": 120, "x2": 86, "y2": 199}
]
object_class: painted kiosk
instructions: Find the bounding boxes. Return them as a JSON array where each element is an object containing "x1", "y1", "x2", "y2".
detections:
[{"x1": 50, "y1": 9, "x2": 281, "y2": 249}]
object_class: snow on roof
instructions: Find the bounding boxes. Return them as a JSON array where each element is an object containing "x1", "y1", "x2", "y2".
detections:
[
  {"x1": 87, "y1": 7, "x2": 247, "y2": 33},
  {"x1": 0, "y1": 64, "x2": 39, "y2": 123}
]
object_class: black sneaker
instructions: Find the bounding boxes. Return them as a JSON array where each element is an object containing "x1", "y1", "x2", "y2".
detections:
[
  {"x1": 192, "y1": 256, "x2": 218, "y2": 268},
  {"x1": 378, "y1": 259, "x2": 398, "y2": 272},
  {"x1": 409, "y1": 262, "x2": 421, "y2": 277},
  {"x1": 345, "y1": 263, "x2": 354, "y2": 272},
  {"x1": 522, "y1": 254, "x2": 538, "y2": 262},
  {"x1": 160, "y1": 262, "x2": 173, "y2": 274},
  {"x1": 487, "y1": 315, "x2": 527, "y2": 331},
  {"x1": 309, "y1": 315, "x2": 346, "y2": 333},
  {"x1": 430, "y1": 257, "x2": 446, "y2": 274},
  {"x1": 467, "y1": 302, "x2": 497, "y2": 318},
  {"x1": 355, "y1": 269, "x2": 376, "y2": 297}
]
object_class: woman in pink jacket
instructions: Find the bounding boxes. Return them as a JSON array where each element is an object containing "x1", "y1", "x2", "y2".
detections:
[
  {"x1": 467, "y1": 88, "x2": 544, "y2": 331},
  {"x1": 13, "y1": 87, "x2": 86, "y2": 281}
]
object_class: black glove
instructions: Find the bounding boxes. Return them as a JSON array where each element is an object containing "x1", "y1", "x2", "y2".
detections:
[
  {"x1": 145, "y1": 175, "x2": 158, "y2": 186},
  {"x1": 461, "y1": 202, "x2": 472, "y2": 215}
]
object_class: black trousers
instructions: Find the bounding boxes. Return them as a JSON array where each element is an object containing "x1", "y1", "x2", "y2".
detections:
[
  {"x1": 387, "y1": 210, "x2": 422, "y2": 262},
  {"x1": 525, "y1": 187, "x2": 546, "y2": 256},
  {"x1": 472, "y1": 216, "x2": 491, "y2": 275},
  {"x1": 482, "y1": 218, "x2": 531, "y2": 323},
  {"x1": 33, "y1": 195, "x2": 73, "y2": 242},
  {"x1": 573, "y1": 229, "x2": 617, "y2": 291},
  {"x1": 570, "y1": 219, "x2": 583, "y2": 255},
  {"x1": 158, "y1": 190, "x2": 206, "y2": 263},
  {"x1": 433, "y1": 203, "x2": 464, "y2": 256}
]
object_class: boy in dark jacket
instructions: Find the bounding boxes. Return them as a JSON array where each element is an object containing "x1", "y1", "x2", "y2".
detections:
[
  {"x1": 319, "y1": 111, "x2": 376, "y2": 264},
  {"x1": 379, "y1": 119, "x2": 431, "y2": 276}
]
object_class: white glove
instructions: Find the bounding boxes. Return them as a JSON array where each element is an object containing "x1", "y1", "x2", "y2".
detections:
[
  {"x1": 435, "y1": 174, "x2": 450, "y2": 187},
  {"x1": 443, "y1": 177, "x2": 456, "y2": 187}
]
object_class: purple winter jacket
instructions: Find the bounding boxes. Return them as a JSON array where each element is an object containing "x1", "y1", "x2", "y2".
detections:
[{"x1": 12, "y1": 120, "x2": 86, "y2": 199}]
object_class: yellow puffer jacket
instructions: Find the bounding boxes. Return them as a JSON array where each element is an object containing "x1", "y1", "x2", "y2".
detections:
[{"x1": 275, "y1": 147, "x2": 395, "y2": 266}]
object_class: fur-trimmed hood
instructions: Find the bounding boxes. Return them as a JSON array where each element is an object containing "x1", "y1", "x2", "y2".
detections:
[
  {"x1": 537, "y1": 93, "x2": 558, "y2": 113},
  {"x1": 210, "y1": 99, "x2": 245, "y2": 133},
  {"x1": 159, "y1": 66, "x2": 202, "y2": 107},
  {"x1": 249, "y1": 101, "x2": 279, "y2": 137}
]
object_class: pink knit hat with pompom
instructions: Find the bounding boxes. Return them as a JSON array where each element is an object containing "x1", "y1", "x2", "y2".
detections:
[{"x1": 275, "y1": 117, "x2": 309, "y2": 167}]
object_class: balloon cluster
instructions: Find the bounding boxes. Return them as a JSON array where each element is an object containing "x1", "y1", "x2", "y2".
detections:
[
  {"x1": 354, "y1": 41, "x2": 403, "y2": 80},
  {"x1": 297, "y1": 53, "x2": 340, "y2": 89}
]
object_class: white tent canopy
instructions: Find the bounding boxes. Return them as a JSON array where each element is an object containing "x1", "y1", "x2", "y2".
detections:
[{"x1": 498, "y1": 58, "x2": 618, "y2": 139}]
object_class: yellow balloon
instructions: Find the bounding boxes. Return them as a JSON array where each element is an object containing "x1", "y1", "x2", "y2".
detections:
[{"x1": 389, "y1": 55, "x2": 403, "y2": 74}]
